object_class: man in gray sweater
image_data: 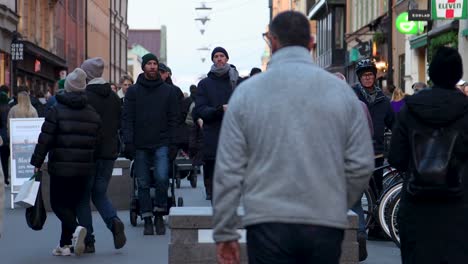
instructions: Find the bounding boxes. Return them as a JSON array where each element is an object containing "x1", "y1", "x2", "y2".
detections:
[{"x1": 212, "y1": 11, "x2": 374, "y2": 264}]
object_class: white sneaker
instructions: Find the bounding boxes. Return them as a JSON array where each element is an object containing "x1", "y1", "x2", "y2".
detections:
[
  {"x1": 71, "y1": 226, "x2": 87, "y2": 256},
  {"x1": 52, "y1": 245, "x2": 72, "y2": 256}
]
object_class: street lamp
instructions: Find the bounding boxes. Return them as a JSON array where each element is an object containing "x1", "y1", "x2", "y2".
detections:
[
  {"x1": 194, "y1": 1, "x2": 212, "y2": 35},
  {"x1": 194, "y1": 17, "x2": 210, "y2": 35},
  {"x1": 197, "y1": 46, "x2": 210, "y2": 63}
]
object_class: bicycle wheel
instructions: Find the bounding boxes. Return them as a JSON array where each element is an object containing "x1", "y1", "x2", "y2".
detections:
[
  {"x1": 377, "y1": 182, "x2": 402, "y2": 238},
  {"x1": 362, "y1": 187, "x2": 376, "y2": 229},
  {"x1": 382, "y1": 168, "x2": 401, "y2": 190},
  {"x1": 388, "y1": 193, "x2": 401, "y2": 248}
]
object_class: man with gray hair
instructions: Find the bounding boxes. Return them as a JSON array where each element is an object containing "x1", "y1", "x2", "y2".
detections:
[
  {"x1": 412, "y1": 82, "x2": 427, "y2": 93},
  {"x1": 212, "y1": 11, "x2": 374, "y2": 264}
]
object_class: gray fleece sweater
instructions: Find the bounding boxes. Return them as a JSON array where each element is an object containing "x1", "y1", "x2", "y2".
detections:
[{"x1": 212, "y1": 46, "x2": 374, "y2": 242}]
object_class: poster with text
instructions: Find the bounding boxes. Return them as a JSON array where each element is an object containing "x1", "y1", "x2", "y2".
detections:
[{"x1": 9, "y1": 118, "x2": 44, "y2": 192}]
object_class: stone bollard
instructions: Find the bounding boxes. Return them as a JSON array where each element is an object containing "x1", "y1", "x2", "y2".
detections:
[
  {"x1": 40, "y1": 158, "x2": 132, "y2": 211},
  {"x1": 168, "y1": 207, "x2": 359, "y2": 264}
]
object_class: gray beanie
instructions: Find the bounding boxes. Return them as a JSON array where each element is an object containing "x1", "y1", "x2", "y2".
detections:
[
  {"x1": 81, "y1": 57, "x2": 105, "y2": 81},
  {"x1": 65, "y1": 68, "x2": 87, "y2": 93}
]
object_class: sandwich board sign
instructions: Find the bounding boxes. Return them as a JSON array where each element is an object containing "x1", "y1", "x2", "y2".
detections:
[
  {"x1": 432, "y1": 0, "x2": 468, "y2": 19},
  {"x1": 9, "y1": 118, "x2": 44, "y2": 208}
]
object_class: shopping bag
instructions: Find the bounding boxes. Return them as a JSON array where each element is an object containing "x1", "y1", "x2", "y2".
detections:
[
  {"x1": 14, "y1": 175, "x2": 40, "y2": 208},
  {"x1": 25, "y1": 172, "x2": 46, "y2": 231}
]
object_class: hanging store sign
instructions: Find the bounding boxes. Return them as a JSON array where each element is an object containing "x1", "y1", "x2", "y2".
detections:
[
  {"x1": 396, "y1": 12, "x2": 425, "y2": 34},
  {"x1": 408, "y1": 9, "x2": 432, "y2": 21},
  {"x1": 432, "y1": 0, "x2": 468, "y2": 20},
  {"x1": 10, "y1": 42, "x2": 24, "y2": 61}
]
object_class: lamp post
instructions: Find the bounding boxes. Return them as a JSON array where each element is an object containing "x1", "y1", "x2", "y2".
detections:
[
  {"x1": 386, "y1": 0, "x2": 394, "y2": 86},
  {"x1": 195, "y1": 1, "x2": 212, "y2": 35},
  {"x1": 197, "y1": 46, "x2": 210, "y2": 63}
]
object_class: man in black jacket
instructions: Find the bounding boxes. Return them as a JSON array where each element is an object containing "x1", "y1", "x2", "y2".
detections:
[
  {"x1": 76, "y1": 57, "x2": 126, "y2": 252},
  {"x1": 30, "y1": 68, "x2": 101, "y2": 256},
  {"x1": 122, "y1": 53, "x2": 178, "y2": 235}
]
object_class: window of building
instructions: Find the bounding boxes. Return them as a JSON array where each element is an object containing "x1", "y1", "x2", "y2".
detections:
[
  {"x1": 68, "y1": 0, "x2": 76, "y2": 19},
  {"x1": 334, "y1": 7, "x2": 344, "y2": 49}
]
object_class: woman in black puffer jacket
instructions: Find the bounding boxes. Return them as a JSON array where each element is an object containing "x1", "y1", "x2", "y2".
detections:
[{"x1": 30, "y1": 68, "x2": 101, "y2": 256}]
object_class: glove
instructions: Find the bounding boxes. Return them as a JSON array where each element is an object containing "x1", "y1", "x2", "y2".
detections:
[
  {"x1": 169, "y1": 145, "x2": 178, "y2": 161},
  {"x1": 124, "y1": 143, "x2": 136, "y2": 161}
]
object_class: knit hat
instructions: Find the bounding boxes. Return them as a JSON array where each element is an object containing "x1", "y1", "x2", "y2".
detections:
[
  {"x1": 429, "y1": 47, "x2": 463, "y2": 88},
  {"x1": 81, "y1": 57, "x2": 105, "y2": 81},
  {"x1": 141, "y1": 53, "x2": 159, "y2": 70},
  {"x1": 65, "y1": 68, "x2": 87, "y2": 93},
  {"x1": 58, "y1": 79, "x2": 65, "y2": 90},
  {"x1": 159, "y1": 63, "x2": 170, "y2": 72},
  {"x1": 456, "y1": 79, "x2": 466, "y2": 86},
  {"x1": 211, "y1": 47, "x2": 229, "y2": 61}
]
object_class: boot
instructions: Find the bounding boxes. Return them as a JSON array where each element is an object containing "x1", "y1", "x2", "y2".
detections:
[
  {"x1": 357, "y1": 232, "x2": 368, "y2": 261},
  {"x1": 111, "y1": 218, "x2": 127, "y2": 249},
  {"x1": 154, "y1": 215, "x2": 166, "y2": 235},
  {"x1": 143, "y1": 217, "x2": 154, "y2": 235}
]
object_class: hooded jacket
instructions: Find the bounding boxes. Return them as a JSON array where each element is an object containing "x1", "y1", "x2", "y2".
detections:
[
  {"x1": 388, "y1": 86, "x2": 468, "y2": 262},
  {"x1": 30, "y1": 92, "x2": 101, "y2": 178},
  {"x1": 86, "y1": 78, "x2": 121, "y2": 159},
  {"x1": 122, "y1": 73, "x2": 178, "y2": 149}
]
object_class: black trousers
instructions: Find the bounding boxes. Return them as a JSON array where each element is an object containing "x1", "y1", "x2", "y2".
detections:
[
  {"x1": 50, "y1": 175, "x2": 87, "y2": 246},
  {"x1": 1, "y1": 145, "x2": 9, "y2": 184},
  {"x1": 247, "y1": 223, "x2": 344, "y2": 264},
  {"x1": 203, "y1": 159, "x2": 215, "y2": 195}
]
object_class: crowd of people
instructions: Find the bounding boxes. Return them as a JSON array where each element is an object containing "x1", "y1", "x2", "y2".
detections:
[{"x1": 0, "y1": 9, "x2": 467, "y2": 264}]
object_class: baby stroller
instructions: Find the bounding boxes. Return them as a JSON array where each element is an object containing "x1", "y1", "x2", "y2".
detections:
[
  {"x1": 174, "y1": 149, "x2": 199, "y2": 189},
  {"x1": 129, "y1": 160, "x2": 184, "y2": 227}
]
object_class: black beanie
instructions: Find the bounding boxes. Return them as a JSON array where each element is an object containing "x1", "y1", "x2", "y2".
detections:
[
  {"x1": 141, "y1": 53, "x2": 159, "y2": 70},
  {"x1": 429, "y1": 47, "x2": 463, "y2": 88},
  {"x1": 211, "y1": 47, "x2": 229, "y2": 61}
]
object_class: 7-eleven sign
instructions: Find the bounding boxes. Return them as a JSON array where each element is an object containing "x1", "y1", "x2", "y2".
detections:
[{"x1": 432, "y1": 0, "x2": 468, "y2": 19}]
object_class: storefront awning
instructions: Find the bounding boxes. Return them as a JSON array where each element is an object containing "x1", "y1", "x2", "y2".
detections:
[
  {"x1": 23, "y1": 41, "x2": 67, "y2": 69},
  {"x1": 410, "y1": 34, "x2": 427, "y2": 49}
]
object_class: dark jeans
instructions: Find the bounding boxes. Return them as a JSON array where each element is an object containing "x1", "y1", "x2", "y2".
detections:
[
  {"x1": 134, "y1": 147, "x2": 169, "y2": 217},
  {"x1": 351, "y1": 196, "x2": 367, "y2": 237},
  {"x1": 76, "y1": 159, "x2": 118, "y2": 244},
  {"x1": 50, "y1": 175, "x2": 87, "y2": 247},
  {"x1": 246, "y1": 223, "x2": 344, "y2": 264},
  {"x1": 203, "y1": 159, "x2": 214, "y2": 196},
  {"x1": 1, "y1": 145, "x2": 9, "y2": 184}
]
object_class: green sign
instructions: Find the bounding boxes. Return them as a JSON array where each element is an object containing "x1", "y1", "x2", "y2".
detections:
[
  {"x1": 396, "y1": 12, "x2": 425, "y2": 35},
  {"x1": 432, "y1": 0, "x2": 468, "y2": 20}
]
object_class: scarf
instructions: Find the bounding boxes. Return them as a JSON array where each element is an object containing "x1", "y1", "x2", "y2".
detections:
[
  {"x1": 210, "y1": 63, "x2": 239, "y2": 89},
  {"x1": 358, "y1": 83, "x2": 381, "y2": 105}
]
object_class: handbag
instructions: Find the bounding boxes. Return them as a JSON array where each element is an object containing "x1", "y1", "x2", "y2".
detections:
[
  {"x1": 14, "y1": 173, "x2": 41, "y2": 208},
  {"x1": 25, "y1": 172, "x2": 47, "y2": 231}
]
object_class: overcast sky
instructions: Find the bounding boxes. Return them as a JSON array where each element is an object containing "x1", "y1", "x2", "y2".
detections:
[{"x1": 128, "y1": 0, "x2": 269, "y2": 92}]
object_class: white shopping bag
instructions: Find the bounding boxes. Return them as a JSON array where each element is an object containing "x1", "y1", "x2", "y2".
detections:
[{"x1": 14, "y1": 178, "x2": 40, "y2": 208}]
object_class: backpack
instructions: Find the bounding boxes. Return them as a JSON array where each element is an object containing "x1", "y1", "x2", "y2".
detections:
[{"x1": 408, "y1": 127, "x2": 464, "y2": 199}]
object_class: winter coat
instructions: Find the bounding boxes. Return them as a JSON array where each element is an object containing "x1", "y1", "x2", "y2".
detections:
[
  {"x1": 388, "y1": 86, "x2": 468, "y2": 263},
  {"x1": 194, "y1": 71, "x2": 234, "y2": 160},
  {"x1": 171, "y1": 84, "x2": 190, "y2": 146},
  {"x1": 0, "y1": 102, "x2": 10, "y2": 145},
  {"x1": 30, "y1": 92, "x2": 101, "y2": 178},
  {"x1": 86, "y1": 80, "x2": 121, "y2": 160},
  {"x1": 352, "y1": 84, "x2": 395, "y2": 154},
  {"x1": 122, "y1": 73, "x2": 179, "y2": 149}
]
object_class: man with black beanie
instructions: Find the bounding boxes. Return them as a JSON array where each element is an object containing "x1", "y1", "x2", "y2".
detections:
[
  {"x1": 122, "y1": 53, "x2": 179, "y2": 236},
  {"x1": 193, "y1": 46, "x2": 239, "y2": 200},
  {"x1": 389, "y1": 47, "x2": 468, "y2": 264}
]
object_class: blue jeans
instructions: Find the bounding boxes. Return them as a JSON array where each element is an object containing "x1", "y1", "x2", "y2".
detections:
[
  {"x1": 76, "y1": 159, "x2": 118, "y2": 244},
  {"x1": 351, "y1": 196, "x2": 367, "y2": 237},
  {"x1": 134, "y1": 147, "x2": 169, "y2": 218}
]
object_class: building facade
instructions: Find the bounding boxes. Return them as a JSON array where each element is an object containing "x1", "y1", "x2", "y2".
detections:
[
  {"x1": 0, "y1": 0, "x2": 19, "y2": 88},
  {"x1": 15, "y1": 0, "x2": 67, "y2": 95},
  {"x1": 109, "y1": 0, "x2": 128, "y2": 84}
]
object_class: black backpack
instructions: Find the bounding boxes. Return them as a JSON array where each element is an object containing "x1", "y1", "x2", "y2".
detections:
[{"x1": 408, "y1": 127, "x2": 465, "y2": 199}]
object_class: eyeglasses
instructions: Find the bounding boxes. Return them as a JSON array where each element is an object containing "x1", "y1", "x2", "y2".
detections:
[
  {"x1": 262, "y1": 32, "x2": 272, "y2": 48},
  {"x1": 361, "y1": 73, "x2": 375, "y2": 78}
]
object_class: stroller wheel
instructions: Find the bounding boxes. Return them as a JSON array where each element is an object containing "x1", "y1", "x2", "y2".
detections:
[
  {"x1": 176, "y1": 177, "x2": 181, "y2": 189},
  {"x1": 130, "y1": 210, "x2": 138, "y2": 226},
  {"x1": 177, "y1": 197, "x2": 184, "y2": 207},
  {"x1": 190, "y1": 172, "x2": 197, "y2": 188}
]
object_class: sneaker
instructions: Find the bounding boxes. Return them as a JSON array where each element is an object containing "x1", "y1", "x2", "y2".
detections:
[
  {"x1": 154, "y1": 215, "x2": 166, "y2": 235},
  {"x1": 52, "y1": 245, "x2": 72, "y2": 256},
  {"x1": 84, "y1": 243, "x2": 95, "y2": 254},
  {"x1": 71, "y1": 226, "x2": 87, "y2": 256},
  {"x1": 358, "y1": 232, "x2": 368, "y2": 262},
  {"x1": 143, "y1": 217, "x2": 154, "y2": 235},
  {"x1": 111, "y1": 218, "x2": 127, "y2": 249}
]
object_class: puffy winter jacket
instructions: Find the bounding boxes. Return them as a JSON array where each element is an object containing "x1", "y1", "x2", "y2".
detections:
[{"x1": 30, "y1": 92, "x2": 101, "y2": 178}]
